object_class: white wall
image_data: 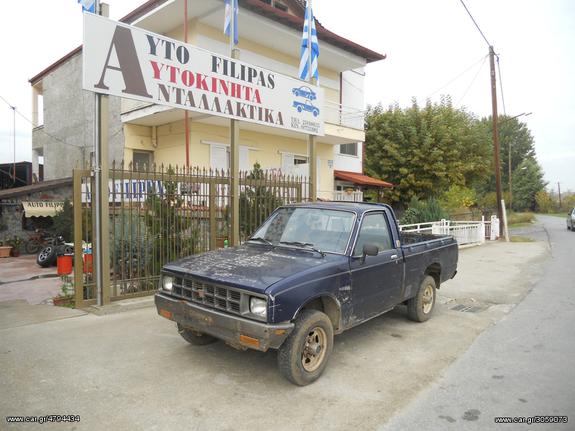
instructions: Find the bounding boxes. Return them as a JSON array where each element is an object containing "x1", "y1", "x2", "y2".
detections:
[{"x1": 333, "y1": 142, "x2": 362, "y2": 173}]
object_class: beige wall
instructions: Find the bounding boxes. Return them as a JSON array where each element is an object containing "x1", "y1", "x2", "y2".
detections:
[
  {"x1": 165, "y1": 21, "x2": 341, "y2": 105},
  {"x1": 124, "y1": 120, "x2": 335, "y2": 199}
]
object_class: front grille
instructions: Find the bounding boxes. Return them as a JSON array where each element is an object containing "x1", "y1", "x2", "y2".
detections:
[{"x1": 172, "y1": 277, "x2": 243, "y2": 315}]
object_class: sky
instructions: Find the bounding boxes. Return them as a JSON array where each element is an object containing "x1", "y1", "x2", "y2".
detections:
[{"x1": 0, "y1": 0, "x2": 574, "y2": 191}]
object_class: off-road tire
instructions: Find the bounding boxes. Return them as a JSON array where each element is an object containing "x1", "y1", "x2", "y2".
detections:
[
  {"x1": 177, "y1": 324, "x2": 218, "y2": 345},
  {"x1": 407, "y1": 275, "x2": 437, "y2": 322},
  {"x1": 277, "y1": 309, "x2": 334, "y2": 386},
  {"x1": 36, "y1": 246, "x2": 56, "y2": 268}
]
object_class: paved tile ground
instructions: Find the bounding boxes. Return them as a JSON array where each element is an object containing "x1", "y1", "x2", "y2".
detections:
[{"x1": 0, "y1": 255, "x2": 63, "y2": 305}]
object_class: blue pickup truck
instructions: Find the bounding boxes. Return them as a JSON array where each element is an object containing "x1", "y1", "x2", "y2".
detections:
[{"x1": 155, "y1": 202, "x2": 458, "y2": 385}]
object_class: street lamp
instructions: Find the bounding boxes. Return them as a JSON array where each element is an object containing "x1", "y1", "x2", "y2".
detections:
[{"x1": 499, "y1": 112, "x2": 532, "y2": 211}]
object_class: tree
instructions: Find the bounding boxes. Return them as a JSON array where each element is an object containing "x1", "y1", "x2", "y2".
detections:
[
  {"x1": 512, "y1": 159, "x2": 547, "y2": 211},
  {"x1": 364, "y1": 98, "x2": 491, "y2": 208},
  {"x1": 239, "y1": 162, "x2": 284, "y2": 238},
  {"x1": 51, "y1": 199, "x2": 73, "y2": 241},
  {"x1": 477, "y1": 115, "x2": 538, "y2": 197}
]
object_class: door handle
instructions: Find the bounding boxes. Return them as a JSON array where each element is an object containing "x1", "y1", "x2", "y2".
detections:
[{"x1": 391, "y1": 254, "x2": 398, "y2": 260}]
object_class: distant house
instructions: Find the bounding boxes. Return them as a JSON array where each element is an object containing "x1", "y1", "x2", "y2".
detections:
[
  {"x1": 0, "y1": 161, "x2": 43, "y2": 190},
  {"x1": 0, "y1": 178, "x2": 72, "y2": 242},
  {"x1": 30, "y1": 0, "x2": 387, "y2": 200}
]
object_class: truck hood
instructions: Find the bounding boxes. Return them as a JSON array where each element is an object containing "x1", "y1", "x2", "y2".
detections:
[{"x1": 163, "y1": 244, "x2": 339, "y2": 294}]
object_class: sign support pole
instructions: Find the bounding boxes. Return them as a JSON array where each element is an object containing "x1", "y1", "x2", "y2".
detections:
[
  {"x1": 93, "y1": 1, "x2": 111, "y2": 306},
  {"x1": 230, "y1": 1, "x2": 240, "y2": 246}
]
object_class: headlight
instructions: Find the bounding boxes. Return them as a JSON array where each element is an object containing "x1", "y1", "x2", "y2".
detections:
[
  {"x1": 249, "y1": 297, "x2": 267, "y2": 318},
  {"x1": 162, "y1": 275, "x2": 174, "y2": 291}
]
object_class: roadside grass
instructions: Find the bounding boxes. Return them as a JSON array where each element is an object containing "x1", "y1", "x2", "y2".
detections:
[
  {"x1": 509, "y1": 222, "x2": 533, "y2": 229},
  {"x1": 510, "y1": 235, "x2": 535, "y2": 243},
  {"x1": 508, "y1": 212, "x2": 535, "y2": 225},
  {"x1": 508, "y1": 212, "x2": 536, "y2": 229}
]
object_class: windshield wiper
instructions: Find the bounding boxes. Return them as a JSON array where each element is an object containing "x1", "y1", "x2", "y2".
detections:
[
  {"x1": 247, "y1": 236, "x2": 273, "y2": 246},
  {"x1": 279, "y1": 241, "x2": 325, "y2": 257}
]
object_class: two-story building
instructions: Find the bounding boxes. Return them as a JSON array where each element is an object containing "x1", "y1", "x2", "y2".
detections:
[{"x1": 30, "y1": 0, "x2": 388, "y2": 200}]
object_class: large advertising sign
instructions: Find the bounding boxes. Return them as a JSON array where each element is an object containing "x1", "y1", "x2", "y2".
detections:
[{"x1": 83, "y1": 14, "x2": 324, "y2": 136}]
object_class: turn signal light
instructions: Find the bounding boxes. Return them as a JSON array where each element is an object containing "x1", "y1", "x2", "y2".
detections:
[
  {"x1": 239, "y1": 334, "x2": 260, "y2": 348},
  {"x1": 159, "y1": 309, "x2": 173, "y2": 320}
]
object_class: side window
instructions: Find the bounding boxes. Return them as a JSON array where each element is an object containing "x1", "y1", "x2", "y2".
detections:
[{"x1": 353, "y1": 212, "x2": 393, "y2": 255}]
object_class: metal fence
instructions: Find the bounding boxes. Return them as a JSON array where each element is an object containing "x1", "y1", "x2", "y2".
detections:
[
  {"x1": 399, "y1": 216, "x2": 500, "y2": 247},
  {"x1": 73, "y1": 162, "x2": 308, "y2": 308}
]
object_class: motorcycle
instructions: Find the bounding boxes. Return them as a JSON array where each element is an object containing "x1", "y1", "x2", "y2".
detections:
[{"x1": 36, "y1": 236, "x2": 74, "y2": 268}]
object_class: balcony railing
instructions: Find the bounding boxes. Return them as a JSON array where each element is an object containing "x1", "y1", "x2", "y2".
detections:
[
  {"x1": 332, "y1": 190, "x2": 364, "y2": 202},
  {"x1": 323, "y1": 101, "x2": 365, "y2": 130},
  {"x1": 121, "y1": 98, "x2": 366, "y2": 130}
]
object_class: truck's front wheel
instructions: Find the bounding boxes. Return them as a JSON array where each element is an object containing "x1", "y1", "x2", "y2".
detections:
[
  {"x1": 177, "y1": 323, "x2": 218, "y2": 345},
  {"x1": 407, "y1": 275, "x2": 437, "y2": 322},
  {"x1": 277, "y1": 310, "x2": 333, "y2": 386}
]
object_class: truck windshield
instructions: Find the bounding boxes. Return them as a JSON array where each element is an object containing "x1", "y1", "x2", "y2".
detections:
[{"x1": 250, "y1": 207, "x2": 355, "y2": 254}]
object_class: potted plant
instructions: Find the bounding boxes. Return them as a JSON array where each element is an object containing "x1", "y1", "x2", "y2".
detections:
[
  {"x1": 0, "y1": 240, "x2": 12, "y2": 258},
  {"x1": 215, "y1": 207, "x2": 230, "y2": 249},
  {"x1": 52, "y1": 282, "x2": 74, "y2": 307},
  {"x1": 7, "y1": 236, "x2": 23, "y2": 257}
]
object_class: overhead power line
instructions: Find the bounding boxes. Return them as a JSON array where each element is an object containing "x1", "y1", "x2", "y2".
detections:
[
  {"x1": 0, "y1": 94, "x2": 124, "y2": 154},
  {"x1": 456, "y1": 55, "x2": 488, "y2": 106},
  {"x1": 459, "y1": 0, "x2": 491, "y2": 47},
  {"x1": 425, "y1": 54, "x2": 488, "y2": 100},
  {"x1": 496, "y1": 55, "x2": 507, "y2": 116}
]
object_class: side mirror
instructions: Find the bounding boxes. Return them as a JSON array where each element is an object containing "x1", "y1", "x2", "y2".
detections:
[{"x1": 363, "y1": 244, "x2": 379, "y2": 257}]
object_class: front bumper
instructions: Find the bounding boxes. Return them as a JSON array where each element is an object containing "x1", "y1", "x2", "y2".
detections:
[{"x1": 155, "y1": 293, "x2": 294, "y2": 352}]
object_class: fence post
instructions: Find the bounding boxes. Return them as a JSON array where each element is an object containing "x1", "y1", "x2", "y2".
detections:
[
  {"x1": 73, "y1": 169, "x2": 84, "y2": 308},
  {"x1": 209, "y1": 180, "x2": 217, "y2": 250}
]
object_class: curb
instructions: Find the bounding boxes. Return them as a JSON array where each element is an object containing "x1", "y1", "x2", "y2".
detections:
[{"x1": 84, "y1": 296, "x2": 155, "y2": 316}]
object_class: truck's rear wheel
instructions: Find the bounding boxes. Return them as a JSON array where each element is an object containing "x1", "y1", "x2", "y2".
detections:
[
  {"x1": 277, "y1": 310, "x2": 333, "y2": 386},
  {"x1": 407, "y1": 275, "x2": 437, "y2": 322},
  {"x1": 177, "y1": 323, "x2": 217, "y2": 345}
]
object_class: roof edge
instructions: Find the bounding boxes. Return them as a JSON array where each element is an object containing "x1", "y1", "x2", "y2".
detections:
[
  {"x1": 29, "y1": 0, "x2": 169, "y2": 85},
  {"x1": 30, "y1": 0, "x2": 385, "y2": 85}
]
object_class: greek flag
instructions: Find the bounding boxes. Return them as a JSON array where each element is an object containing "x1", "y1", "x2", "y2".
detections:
[
  {"x1": 78, "y1": 0, "x2": 95, "y2": 13},
  {"x1": 224, "y1": 0, "x2": 239, "y2": 45},
  {"x1": 298, "y1": 1, "x2": 319, "y2": 82}
]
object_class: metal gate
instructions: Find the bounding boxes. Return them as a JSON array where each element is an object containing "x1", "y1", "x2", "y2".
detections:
[{"x1": 72, "y1": 162, "x2": 307, "y2": 308}]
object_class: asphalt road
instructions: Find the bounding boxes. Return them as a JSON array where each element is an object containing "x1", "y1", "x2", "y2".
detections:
[{"x1": 380, "y1": 215, "x2": 575, "y2": 430}]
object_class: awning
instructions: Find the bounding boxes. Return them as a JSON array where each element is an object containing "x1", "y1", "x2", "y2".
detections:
[
  {"x1": 22, "y1": 201, "x2": 64, "y2": 217},
  {"x1": 334, "y1": 171, "x2": 393, "y2": 188}
]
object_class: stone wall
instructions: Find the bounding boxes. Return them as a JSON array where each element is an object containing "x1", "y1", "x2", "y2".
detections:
[{"x1": 0, "y1": 183, "x2": 73, "y2": 250}]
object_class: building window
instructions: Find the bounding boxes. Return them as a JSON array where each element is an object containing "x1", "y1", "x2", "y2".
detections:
[
  {"x1": 133, "y1": 151, "x2": 153, "y2": 171},
  {"x1": 340, "y1": 143, "x2": 358, "y2": 156},
  {"x1": 294, "y1": 155, "x2": 308, "y2": 165},
  {"x1": 274, "y1": 2, "x2": 288, "y2": 12}
]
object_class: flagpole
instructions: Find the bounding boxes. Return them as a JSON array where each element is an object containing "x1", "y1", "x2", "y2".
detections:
[
  {"x1": 184, "y1": 0, "x2": 190, "y2": 168},
  {"x1": 229, "y1": 0, "x2": 240, "y2": 245},
  {"x1": 306, "y1": 0, "x2": 317, "y2": 201}
]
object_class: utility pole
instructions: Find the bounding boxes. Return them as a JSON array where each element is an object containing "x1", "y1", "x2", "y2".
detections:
[
  {"x1": 489, "y1": 46, "x2": 503, "y2": 235},
  {"x1": 558, "y1": 182, "x2": 562, "y2": 208},
  {"x1": 508, "y1": 140, "x2": 512, "y2": 211},
  {"x1": 11, "y1": 105, "x2": 16, "y2": 183}
]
